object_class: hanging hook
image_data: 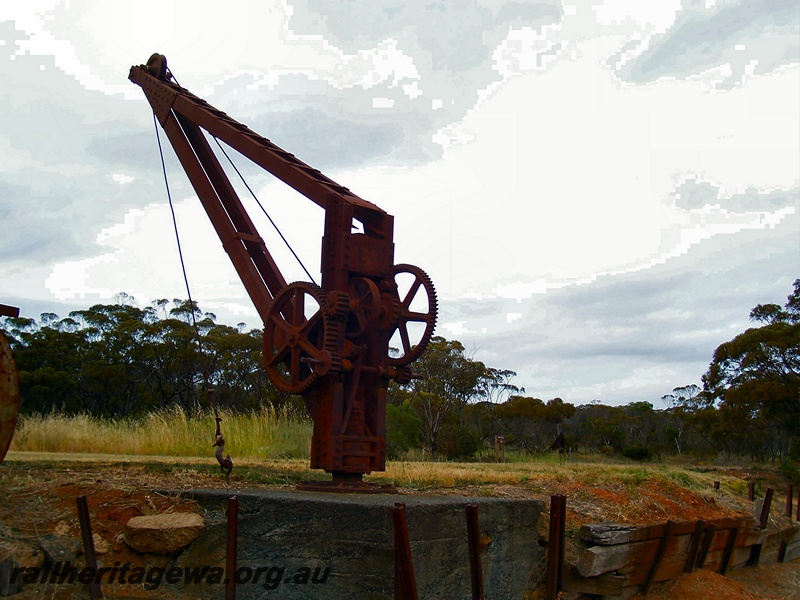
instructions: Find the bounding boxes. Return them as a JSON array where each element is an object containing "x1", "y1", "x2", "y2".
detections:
[{"x1": 205, "y1": 371, "x2": 233, "y2": 482}]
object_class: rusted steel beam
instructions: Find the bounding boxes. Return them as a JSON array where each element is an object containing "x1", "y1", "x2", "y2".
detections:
[
  {"x1": 718, "y1": 528, "x2": 739, "y2": 575},
  {"x1": 465, "y1": 504, "x2": 485, "y2": 600},
  {"x1": 546, "y1": 495, "x2": 566, "y2": 600},
  {"x1": 641, "y1": 520, "x2": 675, "y2": 595},
  {"x1": 392, "y1": 503, "x2": 418, "y2": 600},
  {"x1": 0, "y1": 305, "x2": 19, "y2": 318},
  {"x1": 226, "y1": 496, "x2": 238, "y2": 600},
  {"x1": 683, "y1": 520, "x2": 706, "y2": 574},
  {"x1": 695, "y1": 523, "x2": 717, "y2": 569},
  {"x1": 76, "y1": 496, "x2": 104, "y2": 600}
]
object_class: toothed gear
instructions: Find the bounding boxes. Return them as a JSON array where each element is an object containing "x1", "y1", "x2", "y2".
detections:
[
  {"x1": 322, "y1": 291, "x2": 346, "y2": 375},
  {"x1": 346, "y1": 277, "x2": 381, "y2": 338},
  {"x1": 386, "y1": 264, "x2": 438, "y2": 366},
  {"x1": 263, "y1": 282, "x2": 341, "y2": 394}
]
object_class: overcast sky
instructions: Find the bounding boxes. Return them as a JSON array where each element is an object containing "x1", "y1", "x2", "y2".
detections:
[{"x1": 1, "y1": 0, "x2": 798, "y2": 406}]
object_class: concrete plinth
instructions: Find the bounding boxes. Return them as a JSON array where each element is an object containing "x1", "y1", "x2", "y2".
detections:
[{"x1": 176, "y1": 488, "x2": 545, "y2": 599}]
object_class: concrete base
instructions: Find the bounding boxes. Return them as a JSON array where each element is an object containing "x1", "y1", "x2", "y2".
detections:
[{"x1": 175, "y1": 488, "x2": 545, "y2": 599}]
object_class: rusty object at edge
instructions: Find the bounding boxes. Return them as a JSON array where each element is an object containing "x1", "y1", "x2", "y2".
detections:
[{"x1": 0, "y1": 328, "x2": 20, "y2": 465}]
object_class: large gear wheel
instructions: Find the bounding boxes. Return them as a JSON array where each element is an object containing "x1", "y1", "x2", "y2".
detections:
[
  {"x1": 386, "y1": 264, "x2": 437, "y2": 366},
  {"x1": 263, "y1": 282, "x2": 340, "y2": 394}
]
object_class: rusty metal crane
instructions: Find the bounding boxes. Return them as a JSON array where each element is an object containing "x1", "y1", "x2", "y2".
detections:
[{"x1": 129, "y1": 54, "x2": 437, "y2": 491}]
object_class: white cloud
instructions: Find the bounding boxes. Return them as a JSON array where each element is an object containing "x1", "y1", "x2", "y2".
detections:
[
  {"x1": 593, "y1": 0, "x2": 682, "y2": 30},
  {"x1": 111, "y1": 173, "x2": 134, "y2": 185}
]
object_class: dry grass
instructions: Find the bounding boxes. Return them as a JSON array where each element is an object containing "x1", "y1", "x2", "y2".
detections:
[{"x1": 10, "y1": 405, "x2": 313, "y2": 460}]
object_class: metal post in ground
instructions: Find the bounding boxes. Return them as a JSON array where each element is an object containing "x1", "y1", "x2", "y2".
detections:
[
  {"x1": 392, "y1": 502, "x2": 418, "y2": 600},
  {"x1": 718, "y1": 528, "x2": 739, "y2": 576},
  {"x1": 759, "y1": 488, "x2": 774, "y2": 529},
  {"x1": 787, "y1": 484, "x2": 794, "y2": 519},
  {"x1": 749, "y1": 488, "x2": 774, "y2": 566},
  {"x1": 76, "y1": 496, "x2": 104, "y2": 600},
  {"x1": 226, "y1": 496, "x2": 238, "y2": 600},
  {"x1": 642, "y1": 520, "x2": 676, "y2": 595},
  {"x1": 684, "y1": 520, "x2": 706, "y2": 574},
  {"x1": 545, "y1": 495, "x2": 566, "y2": 600},
  {"x1": 695, "y1": 524, "x2": 717, "y2": 569},
  {"x1": 465, "y1": 504, "x2": 485, "y2": 600}
]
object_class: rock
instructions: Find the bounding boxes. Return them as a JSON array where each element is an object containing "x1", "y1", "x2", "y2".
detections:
[
  {"x1": 0, "y1": 539, "x2": 44, "y2": 569},
  {"x1": 124, "y1": 513, "x2": 204, "y2": 554},
  {"x1": 38, "y1": 534, "x2": 81, "y2": 565},
  {"x1": 53, "y1": 521, "x2": 70, "y2": 536},
  {"x1": 92, "y1": 533, "x2": 110, "y2": 555}
]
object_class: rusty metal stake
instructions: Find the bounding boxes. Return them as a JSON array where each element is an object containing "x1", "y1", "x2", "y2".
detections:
[
  {"x1": 759, "y1": 488, "x2": 774, "y2": 529},
  {"x1": 683, "y1": 519, "x2": 705, "y2": 574},
  {"x1": 797, "y1": 488, "x2": 800, "y2": 522},
  {"x1": 642, "y1": 520, "x2": 675, "y2": 596},
  {"x1": 76, "y1": 496, "x2": 104, "y2": 600},
  {"x1": 749, "y1": 488, "x2": 774, "y2": 566},
  {"x1": 226, "y1": 496, "x2": 238, "y2": 600},
  {"x1": 392, "y1": 502, "x2": 418, "y2": 600},
  {"x1": 718, "y1": 528, "x2": 739, "y2": 575},
  {"x1": 747, "y1": 481, "x2": 756, "y2": 501},
  {"x1": 545, "y1": 495, "x2": 566, "y2": 600},
  {"x1": 465, "y1": 504, "x2": 485, "y2": 600},
  {"x1": 695, "y1": 523, "x2": 717, "y2": 569},
  {"x1": 787, "y1": 484, "x2": 794, "y2": 518}
]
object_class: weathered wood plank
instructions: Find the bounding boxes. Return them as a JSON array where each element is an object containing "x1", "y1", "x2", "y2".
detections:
[
  {"x1": 570, "y1": 521, "x2": 797, "y2": 593},
  {"x1": 576, "y1": 524, "x2": 763, "y2": 578},
  {"x1": 579, "y1": 516, "x2": 756, "y2": 545}
]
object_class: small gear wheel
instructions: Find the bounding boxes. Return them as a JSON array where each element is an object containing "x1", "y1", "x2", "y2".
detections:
[{"x1": 346, "y1": 277, "x2": 381, "y2": 338}]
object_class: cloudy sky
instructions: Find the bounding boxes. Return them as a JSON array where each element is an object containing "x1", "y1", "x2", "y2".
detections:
[{"x1": 1, "y1": 0, "x2": 798, "y2": 406}]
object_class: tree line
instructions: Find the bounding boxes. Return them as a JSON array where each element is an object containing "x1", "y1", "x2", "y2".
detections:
[
  {"x1": 2, "y1": 280, "x2": 798, "y2": 464},
  {"x1": 1, "y1": 294, "x2": 282, "y2": 416}
]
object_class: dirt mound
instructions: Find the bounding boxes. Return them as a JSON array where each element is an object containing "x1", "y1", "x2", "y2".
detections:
[{"x1": 639, "y1": 562, "x2": 800, "y2": 600}]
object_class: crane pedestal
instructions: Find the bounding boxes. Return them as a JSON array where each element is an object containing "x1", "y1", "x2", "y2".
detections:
[{"x1": 177, "y1": 488, "x2": 544, "y2": 599}]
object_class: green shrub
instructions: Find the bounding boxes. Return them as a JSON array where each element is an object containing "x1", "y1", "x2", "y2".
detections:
[
  {"x1": 621, "y1": 445, "x2": 653, "y2": 462},
  {"x1": 386, "y1": 403, "x2": 423, "y2": 459},
  {"x1": 437, "y1": 422, "x2": 482, "y2": 460}
]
